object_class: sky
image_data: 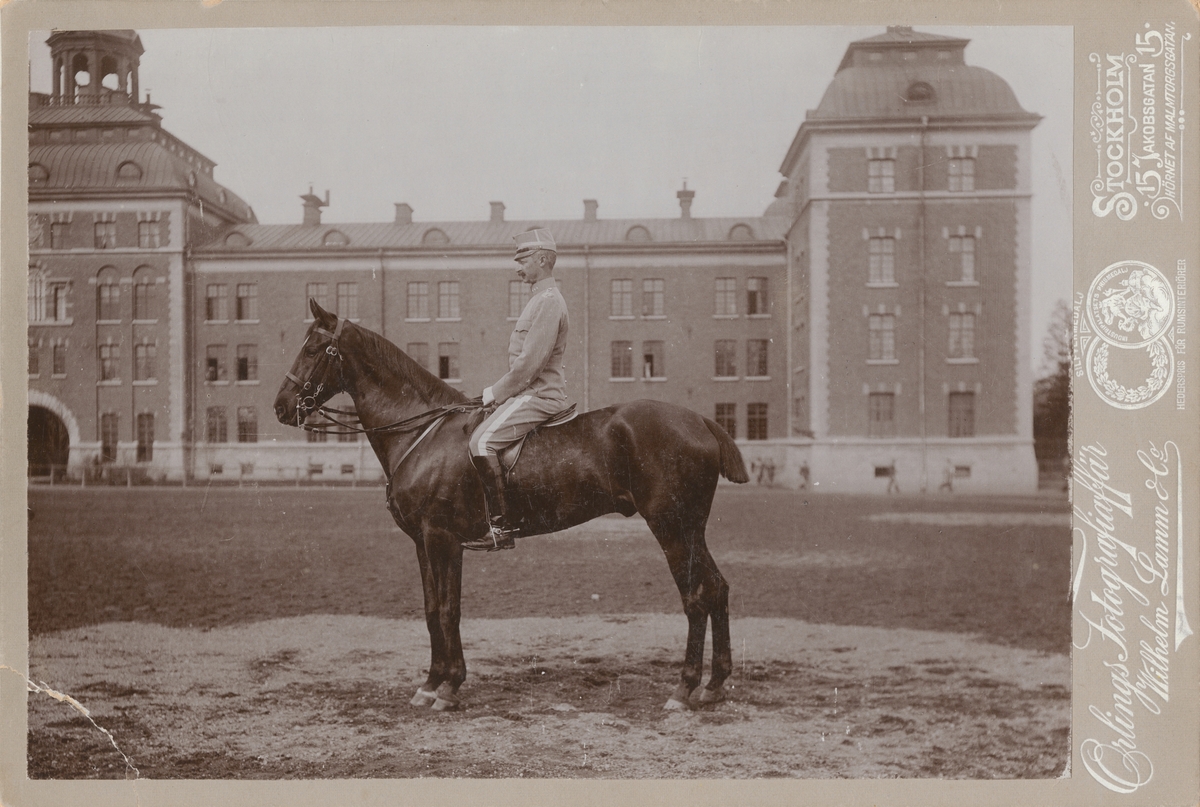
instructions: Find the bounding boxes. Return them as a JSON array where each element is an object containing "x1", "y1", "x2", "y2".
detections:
[{"x1": 29, "y1": 25, "x2": 1073, "y2": 372}]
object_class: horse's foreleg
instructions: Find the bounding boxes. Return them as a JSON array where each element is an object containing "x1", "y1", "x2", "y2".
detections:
[
  {"x1": 429, "y1": 531, "x2": 467, "y2": 711},
  {"x1": 410, "y1": 539, "x2": 448, "y2": 707}
]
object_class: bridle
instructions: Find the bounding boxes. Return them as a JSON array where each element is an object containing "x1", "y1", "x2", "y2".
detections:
[
  {"x1": 282, "y1": 316, "x2": 348, "y2": 428},
  {"x1": 282, "y1": 314, "x2": 484, "y2": 438}
]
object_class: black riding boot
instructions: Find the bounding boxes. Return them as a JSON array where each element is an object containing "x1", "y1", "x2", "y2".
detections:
[{"x1": 462, "y1": 454, "x2": 518, "y2": 551}]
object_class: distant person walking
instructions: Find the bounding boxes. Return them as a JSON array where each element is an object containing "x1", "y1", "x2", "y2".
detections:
[{"x1": 886, "y1": 459, "x2": 900, "y2": 495}]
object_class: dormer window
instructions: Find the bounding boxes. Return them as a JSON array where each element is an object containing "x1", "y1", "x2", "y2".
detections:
[
  {"x1": 323, "y1": 230, "x2": 349, "y2": 247},
  {"x1": 422, "y1": 228, "x2": 449, "y2": 246},
  {"x1": 728, "y1": 223, "x2": 755, "y2": 241},
  {"x1": 904, "y1": 81, "x2": 935, "y2": 103},
  {"x1": 224, "y1": 231, "x2": 252, "y2": 247},
  {"x1": 625, "y1": 225, "x2": 652, "y2": 242},
  {"x1": 29, "y1": 163, "x2": 49, "y2": 185}
]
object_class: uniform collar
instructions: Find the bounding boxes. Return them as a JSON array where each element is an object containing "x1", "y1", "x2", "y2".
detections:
[{"x1": 530, "y1": 277, "x2": 557, "y2": 295}]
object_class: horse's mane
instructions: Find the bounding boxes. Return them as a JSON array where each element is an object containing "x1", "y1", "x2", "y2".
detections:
[{"x1": 351, "y1": 324, "x2": 469, "y2": 406}]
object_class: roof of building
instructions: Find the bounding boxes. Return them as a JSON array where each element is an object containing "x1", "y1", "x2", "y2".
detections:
[
  {"x1": 195, "y1": 215, "x2": 788, "y2": 253},
  {"x1": 29, "y1": 141, "x2": 255, "y2": 222},
  {"x1": 28, "y1": 101, "x2": 159, "y2": 126}
]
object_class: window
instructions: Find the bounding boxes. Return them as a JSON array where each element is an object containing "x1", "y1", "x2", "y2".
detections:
[
  {"x1": 715, "y1": 403, "x2": 737, "y2": 439},
  {"x1": 137, "y1": 220, "x2": 161, "y2": 248},
  {"x1": 337, "y1": 430, "x2": 358, "y2": 444},
  {"x1": 134, "y1": 342, "x2": 156, "y2": 381},
  {"x1": 28, "y1": 340, "x2": 39, "y2": 376},
  {"x1": 642, "y1": 341, "x2": 665, "y2": 379},
  {"x1": 869, "y1": 237, "x2": 895, "y2": 284},
  {"x1": 237, "y1": 407, "x2": 258, "y2": 443},
  {"x1": 948, "y1": 313, "x2": 976, "y2": 359},
  {"x1": 406, "y1": 342, "x2": 429, "y2": 370},
  {"x1": 100, "y1": 413, "x2": 119, "y2": 463},
  {"x1": 642, "y1": 279, "x2": 665, "y2": 317},
  {"x1": 715, "y1": 278, "x2": 737, "y2": 316},
  {"x1": 715, "y1": 340, "x2": 738, "y2": 377},
  {"x1": 98, "y1": 343, "x2": 120, "y2": 381},
  {"x1": 948, "y1": 158, "x2": 975, "y2": 192},
  {"x1": 611, "y1": 279, "x2": 633, "y2": 317},
  {"x1": 868, "y1": 392, "x2": 895, "y2": 438},
  {"x1": 747, "y1": 339, "x2": 769, "y2": 377},
  {"x1": 611, "y1": 341, "x2": 633, "y2": 378},
  {"x1": 868, "y1": 159, "x2": 895, "y2": 193},
  {"x1": 236, "y1": 283, "x2": 258, "y2": 321},
  {"x1": 94, "y1": 220, "x2": 117, "y2": 249},
  {"x1": 437, "y1": 281, "x2": 460, "y2": 319},
  {"x1": 747, "y1": 277, "x2": 768, "y2": 315},
  {"x1": 29, "y1": 271, "x2": 69, "y2": 323},
  {"x1": 52, "y1": 343, "x2": 67, "y2": 376},
  {"x1": 869, "y1": 315, "x2": 896, "y2": 361},
  {"x1": 136, "y1": 413, "x2": 154, "y2": 462},
  {"x1": 132, "y1": 271, "x2": 155, "y2": 320},
  {"x1": 307, "y1": 429, "x2": 328, "y2": 443},
  {"x1": 438, "y1": 342, "x2": 460, "y2": 380},
  {"x1": 509, "y1": 280, "x2": 532, "y2": 318},
  {"x1": 97, "y1": 272, "x2": 120, "y2": 320},
  {"x1": 337, "y1": 282, "x2": 358, "y2": 319},
  {"x1": 747, "y1": 403, "x2": 768, "y2": 440},
  {"x1": 407, "y1": 282, "x2": 429, "y2": 319},
  {"x1": 205, "y1": 284, "x2": 227, "y2": 321},
  {"x1": 948, "y1": 392, "x2": 975, "y2": 437},
  {"x1": 205, "y1": 344, "x2": 227, "y2": 382},
  {"x1": 236, "y1": 344, "x2": 258, "y2": 382},
  {"x1": 50, "y1": 222, "x2": 68, "y2": 249},
  {"x1": 950, "y1": 235, "x2": 976, "y2": 282},
  {"x1": 206, "y1": 407, "x2": 227, "y2": 443},
  {"x1": 306, "y1": 282, "x2": 328, "y2": 315}
]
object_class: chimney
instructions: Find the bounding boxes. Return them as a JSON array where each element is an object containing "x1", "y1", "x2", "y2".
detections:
[
  {"x1": 394, "y1": 203, "x2": 413, "y2": 225},
  {"x1": 583, "y1": 199, "x2": 599, "y2": 222},
  {"x1": 490, "y1": 201, "x2": 506, "y2": 223},
  {"x1": 676, "y1": 181, "x2": 695, "y2": 220},
  {"x1": 301, "y1": 187, "x2": 329, "y2": 226}
]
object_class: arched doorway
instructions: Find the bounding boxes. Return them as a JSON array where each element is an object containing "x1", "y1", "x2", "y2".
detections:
[{"x1": 28, "y1": 405, "x2": 69, "y2": 478}]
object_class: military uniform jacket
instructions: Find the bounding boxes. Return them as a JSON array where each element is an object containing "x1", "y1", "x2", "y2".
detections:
[{"x1": 490, "y1": 276, "x2": 569, "y2": 404}]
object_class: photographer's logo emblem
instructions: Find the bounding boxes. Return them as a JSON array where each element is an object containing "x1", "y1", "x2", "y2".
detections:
[{"x1": 1082, "y1": 260, "x2": 1175, "y2": 409}]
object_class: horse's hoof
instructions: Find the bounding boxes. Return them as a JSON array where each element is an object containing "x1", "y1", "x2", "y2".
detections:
[
  {"x1": 410, "y1": 688, "x2": 438, "y2": 707},
  {"x1": 432, "y1": 696, "x2": 460, "y2": 712},
  {"x1": 663, "y1": 697, "x2": 691, "y2": 711},
  {"x1": 695, "y1": 688, "x2": 726, "y2": 708}
]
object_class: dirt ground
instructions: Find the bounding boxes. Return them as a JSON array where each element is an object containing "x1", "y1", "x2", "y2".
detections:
[{"x1": 24, "y1": 486, "x2": 1071, "y2": 779}]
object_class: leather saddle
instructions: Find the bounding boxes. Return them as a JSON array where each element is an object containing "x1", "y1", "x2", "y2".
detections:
[
  {"x1": 464, "y1": 402, "x2": 579, "y2": 475},
  {"x1": 497, "y1": 403, "x2": 577, "y2": 475}
]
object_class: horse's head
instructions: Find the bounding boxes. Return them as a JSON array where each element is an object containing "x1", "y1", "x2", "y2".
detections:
[{"x1": 274, "y1": 299, "x2": 348, "y2": 427}]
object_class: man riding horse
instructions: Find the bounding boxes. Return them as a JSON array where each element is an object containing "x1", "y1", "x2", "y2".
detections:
[{"x1": 464, "y1": 228, "x2": 570, "y2": 552}]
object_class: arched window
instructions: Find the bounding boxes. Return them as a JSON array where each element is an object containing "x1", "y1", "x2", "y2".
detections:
[
  {"x1": 29, "y1": 163, "x2": 49, "y2": 185},
  {"x1": 132, "y1": 266, "x2": 156, "y2": 321},
  {"x1": 323, "y1": 230, "x2": 350, "y2": 247},
  {"x1": 625, "y1": 225, "x2": 652, "y2": 242},
  {"x1": 116, "y1": 161, "x2": 143, "y2": 183},
  {"x1": 224, "y1": 231, "x2": 252, "y2": 247},
  {"x1": 422, "y1": 228, "x2": 450, "y2": 245},
  {"x1": 728, "y1": 223, "x2": 755, "y2": 240},
  {"x1": 96, "y1": 267, "x2": 121, "y2": 321}
]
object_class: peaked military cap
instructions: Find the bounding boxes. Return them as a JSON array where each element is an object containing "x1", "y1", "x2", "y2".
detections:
[{"x1": 514, "y1": 228, "x2": 557, "y2": 259}]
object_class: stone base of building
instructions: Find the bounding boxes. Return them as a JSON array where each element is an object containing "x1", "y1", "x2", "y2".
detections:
[{"x1": 735, "y1": 437, "x2": 1038, "y2": 495}]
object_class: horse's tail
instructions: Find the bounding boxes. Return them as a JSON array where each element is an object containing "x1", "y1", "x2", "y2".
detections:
[{"x1": 703, "y1": 417, "x2": 750, "y2": 483}]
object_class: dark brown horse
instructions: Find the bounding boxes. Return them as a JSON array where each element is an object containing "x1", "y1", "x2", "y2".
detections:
[{"x1": 275, "y1": 300, "x2": 747, "y2": 711}]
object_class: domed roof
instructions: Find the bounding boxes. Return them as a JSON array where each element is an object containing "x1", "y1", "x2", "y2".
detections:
[
  {"x1": 811, "y1": 62, "x2": 1031, "y2": 121},
  {"x1": 809, "y1": 26, "x2": 1034, "y2": 122}
]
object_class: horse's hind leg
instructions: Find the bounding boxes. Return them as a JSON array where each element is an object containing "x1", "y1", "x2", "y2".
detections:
[
  {"x1": 649, "y1": 515, "x2": 725, "y2": 710},
  {"x1": 698, "y1": 571, "x2": 732, "y2": 707}
]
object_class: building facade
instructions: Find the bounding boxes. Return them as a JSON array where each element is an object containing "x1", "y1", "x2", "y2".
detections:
[{"x1": 27, "y1": 27, "x2": 1040, "y2": 492}]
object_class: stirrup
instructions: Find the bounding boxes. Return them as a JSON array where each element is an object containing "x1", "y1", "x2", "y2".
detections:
[{"x1": 462, "y1": 524, "x2": 517, "y2": 552}]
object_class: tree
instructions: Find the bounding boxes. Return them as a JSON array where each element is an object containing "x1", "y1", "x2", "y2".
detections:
[{"x1": 1033, "y1": 300, "x2": 1071, "y2": 484}]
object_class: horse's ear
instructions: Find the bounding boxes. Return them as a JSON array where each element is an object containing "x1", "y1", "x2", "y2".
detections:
[{"x1": 310, "y1": 298, "x2": 336, "y2": 327}]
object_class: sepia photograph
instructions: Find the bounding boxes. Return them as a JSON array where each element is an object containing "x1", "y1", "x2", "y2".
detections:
[{"x1": 3, "y1": 3, "x2": 1197, "y2": 805}]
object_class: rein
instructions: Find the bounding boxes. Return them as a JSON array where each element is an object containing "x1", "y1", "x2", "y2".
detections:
[{"x1": 284, "y1": 314, "x2": 484, "y2": 438}]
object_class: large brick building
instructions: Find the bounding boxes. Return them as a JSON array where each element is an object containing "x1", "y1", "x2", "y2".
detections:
[{"x1": 27, "y1": 27, "x2": 1040, "y2": 492}]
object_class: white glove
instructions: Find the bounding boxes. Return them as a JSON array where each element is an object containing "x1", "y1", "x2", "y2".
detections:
[{"x1": 482, "y1": 387, "x2": 495, "y2": 406}]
